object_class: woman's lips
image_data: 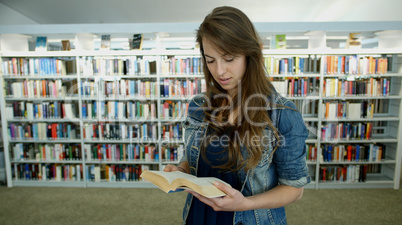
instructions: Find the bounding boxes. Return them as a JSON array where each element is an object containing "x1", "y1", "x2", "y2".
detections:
[{"x1": 219, "y1": 77, "x2": 231, "y2": 85}]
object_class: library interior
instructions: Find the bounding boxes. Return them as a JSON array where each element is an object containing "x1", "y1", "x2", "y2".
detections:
[{"x1": 0, "y1": 0, "x2": 401, "y2": 225}]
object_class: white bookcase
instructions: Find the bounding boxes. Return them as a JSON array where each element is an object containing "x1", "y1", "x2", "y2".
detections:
[{"x1": 0, "y1": 39, "x2": 401, "y2": 189}]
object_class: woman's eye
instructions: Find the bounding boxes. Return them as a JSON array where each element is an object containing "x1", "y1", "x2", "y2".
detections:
[
  {"x1": 225, "y1": 58, "x2": 234, "y2": 62},
  {"x1": 207, "y1": 60, "x2": 215, "y2": 64}
]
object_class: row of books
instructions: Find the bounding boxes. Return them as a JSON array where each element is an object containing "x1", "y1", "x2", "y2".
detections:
[
  {"x1": 82, "y1": 123, "x2": 183, "y2": 141},
  {"x1": 2, "y1": 57, "x2": 69, "y2": 76},
  {"x1": 323, "y1": 101, "x2": 374, "y2": 120},
  {"x1": 11, "y1": 143, "x2": 184, "y2": 163},
  {"x1": 321, "y1": 122, "x2": 373, "y2": 141},
  {"x1": 323, "y1": 78, "x2": 390, "y2": 97},
  {"x1": 161, "y1": 56, "x2": 203, "y2": 75},
  {"x1": 322, "y1": 144, "x2": 385, "y2": 162},
  {"x1": 87, "y1": 164, "x2": 153, "y2": 182},
  {"x1": 12, "y1": 163, "x2": 83, "y2": 181},
  {"x1": 160, "y1": 78, "x2": 206, "y2": 97},
  {"x1": 9, "y1": 123, "x2": 78, "y2": 140},
  {"x1": 6, "y1": 102, "x2": 77, "y2": 120},
  {"x1": 82, "y1": 101, "x2": 157, "y2": 120},
  {"x1": 83, "y1": 123, "x2": 158, "y2": 140},
  {"x1": 320, "y1": 165, "x2": 368, "y2": 182},
  {"x1": 80, "y1": 78, "x2": 206, "y2": 98},
  {"x1": 306, "y1": 144, "x2": 318, "y2": 161},
  {"x1": 84, "y1": 144, "x2": 158, "y2": 162},
  {"x1": 161, "y1": 101, "x2": 188, "y2": 120},
  {"x1": 81, "y1": 80, "x2": 157, "y2": 98},
  {"x1": 80, "y1": 56, "x2": 157, "y2": 76},
  {"x1": 13, "y1": 143, "x2": 82, "y2": 162},
  {"x1": 5, "y1": 80, "x2": 68, "y2": 98},
  {"x1": 12, "y1": 143, "x2": 80, "y2": 161},
  {"x1": 264, "y1": 56, "x2": 318, "y2": 75},
  {"x1": 323, "y1": 56, "x2": 388, "y2": 75},
  {"x1": 271, "y1": 78, "x2": 319, "y2": 97},
  {"x1": 161, "y1": 145, "x2": 184, "y2": 162}
]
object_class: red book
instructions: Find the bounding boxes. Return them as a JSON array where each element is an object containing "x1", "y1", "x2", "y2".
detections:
[
  {"x1": 97, "y1": 145, "x2": 102, "y2": 160},
  {"x1": 42, "y1": 80, "x2": 47, "y2": 97},
  {"x1": 341, "y1": 56, "x2": 345, "y2": 74},
  {"x1": 92, "y1": 124, "x2": 97, "y2": 139},
  {"x1": 322, "y1": 168, "x2": 326, "y2": 182},
  {"x1": 342, "y1": 167, "x2": 347, "y2": 181},
  {"x1": 347, "y1": 145, "x2": 352, "y2": 161}
]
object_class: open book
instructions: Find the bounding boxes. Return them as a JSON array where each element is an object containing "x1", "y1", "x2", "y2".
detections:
[{"x1": 140, "y1": 170, "x2": 231, "y2": 198}]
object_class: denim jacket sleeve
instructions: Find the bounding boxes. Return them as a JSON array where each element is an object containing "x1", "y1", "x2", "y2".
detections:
[{"x1": 273, "y1": 101, "x2": 311, "y2": 188}]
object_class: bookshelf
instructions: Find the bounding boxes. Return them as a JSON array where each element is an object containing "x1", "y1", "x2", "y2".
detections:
[{"x1": 0, "y1": 40, "x2": 401, "y2": 190}]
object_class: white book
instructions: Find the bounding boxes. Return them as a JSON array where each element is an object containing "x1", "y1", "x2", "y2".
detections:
[
  {"x1": 27, "y1": 103, "x2": 33, "y2": 120},
  {"x1": 87, "y1": 103, "x2": 92, "y2": 119},
  {"x1": 118, "y1": 102, "x2": 124, "y2": 119},
  {"x1": 94, "y1": 166, "x2": 100, "y2": 182},
  {"x1": 347, "y1": 103, "x2": 361, "y2": 120},
  {"x1": 56, "y1": 165, "x2": 62, "y2": 181},
  {"x1": 42, "y1": 165, "x2": 47, "y2": 181},
  {"x1": 64, "y1": 103, "x2": 76, "y2": 119},
  {"x1": 271, "y1": 81, "x2": 288, "y2": 96}
]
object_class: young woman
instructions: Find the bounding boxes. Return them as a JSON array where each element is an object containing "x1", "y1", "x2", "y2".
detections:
[{"x1": 164, "y1": 6, "x2": 310, "y2": 225}]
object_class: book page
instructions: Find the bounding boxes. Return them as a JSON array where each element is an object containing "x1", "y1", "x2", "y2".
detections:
[
  {"x1": 143, "y1": 171, "x2": 231, "y2": 187},
  {"x1": 144, "y1": 171, "x2": 199, "y2": 184}
]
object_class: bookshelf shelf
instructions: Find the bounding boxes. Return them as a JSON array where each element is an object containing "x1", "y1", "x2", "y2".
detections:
[
  {"x1": 8, "y1": 139, "x2": 82, "y2": 143},
  {"x1": 2, "y1": 75, "x2": 78, "y2": 80},
  {"x1": 319, "y1": 160, "x2": 396, "y2": 165},
  {"x1": 11, "y1": 160, "x2": 83, "y2": 164},
  {"x1": 86, "y1": 181, "x2": 155, "y2": 188},
  {"x1": 83, "y1": 139, "x2": 159, "y2": 144},
  {"x1": 1, "y1": 39, "x2": 401, "y2": 190},
  {"x1": 8, "y1": 118, "x2": 81, "y2": 123},
  {"x1": 81, "y1": 75, "x2": 158, "y2": 79},
  {"x1": 5, "y1": 97, "x2": 80, "y2": 101},
  {"x1": 321, "y1": 117, "x2": 399, "y2": 122},
  {"x1": 12, "y1": 180, "x2": 86, "y2": 187},
  {"x1": 85, "y1": 160, "x2": 160, "y2": 165},
  {"x1": 322, "y1": 95, "x2": 402, "y2": 100},
  {"x1": 320, "y1": 138, "x2": 398, "y2": 144}
]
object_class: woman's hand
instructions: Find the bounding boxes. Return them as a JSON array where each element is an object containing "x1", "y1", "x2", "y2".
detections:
[
  {"x1": 163, "y1": 164, "x2": 180, "y2": 172},
  {"x1": 188, "y1": 181, "x2": 251, "y2": 212},
  {"x1": 164, "y1": 163, "x2": 188, "y2": 173}
]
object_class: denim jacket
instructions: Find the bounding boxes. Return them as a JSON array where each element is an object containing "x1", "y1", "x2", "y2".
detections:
[{"x1": 180, "y1": 91, "x2": 310, "y2": 225}]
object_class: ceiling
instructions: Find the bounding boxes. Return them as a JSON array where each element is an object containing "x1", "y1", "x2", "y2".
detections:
[
  {"x1": 1, "y1": 0, "x2": 401, "y2": 50},
  {"x1": 1, "y1": 0, "x2": 402, "y2": 24}
]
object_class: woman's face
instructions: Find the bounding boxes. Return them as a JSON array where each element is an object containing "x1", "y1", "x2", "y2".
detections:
[{"x1": 202, "y1": 38, "x2": 246, "y2": 96}]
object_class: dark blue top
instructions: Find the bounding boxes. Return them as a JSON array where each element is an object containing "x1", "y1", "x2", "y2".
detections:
[{"x1": 186, "y1": 127, "x2": 242, "y2": 225}]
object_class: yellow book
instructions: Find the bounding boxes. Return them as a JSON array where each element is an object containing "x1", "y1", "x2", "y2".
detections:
[
  {"x1": 140, "y1": 170, "x2": 231, "y2": 198},
  {"x1": 145, "y1": 81, "x2": 151, "y2": 97}
]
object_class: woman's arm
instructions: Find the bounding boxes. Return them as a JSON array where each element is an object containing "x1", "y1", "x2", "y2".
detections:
[{"x1": 188, "y1": 182, "x2": 303, "y2": 212}]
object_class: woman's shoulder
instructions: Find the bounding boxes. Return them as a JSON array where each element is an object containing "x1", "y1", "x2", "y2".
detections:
[
  {"x1": 268, "y1": 91, "x2": 295, "y2": 110},
  {"x1": 186, "y1": 93, "x2": 207, "y2": 118},
  {"x1": 190, "y1": 93, "x2": 208, "y2": 107}
]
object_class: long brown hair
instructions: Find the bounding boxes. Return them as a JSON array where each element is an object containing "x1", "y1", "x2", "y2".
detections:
[{"x1": 196, "y1": 6, "x2": 280, "y2": 172}]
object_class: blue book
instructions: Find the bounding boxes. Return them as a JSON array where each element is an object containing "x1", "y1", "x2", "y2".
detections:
[
  {"x1": 356, "y1": 145, "x2": 360, "y2": 161},
  {"x1": 328, "y1": 145, "x2": 333, "y2": 162},
  {"x1": 67, "y1": 125, "x2": 71, "y2": 139},
  {"x1": 82, "y1": 104, "x2": 87, "y2": 119},
  {"x1": 43, "y1": 104, "x2": 47, "y2": 118},
  {"x1": 345, "y1": 57, "x2": 349, "y2": 75},
  {"x1": 25, "y1": 164, "x2": 30, "y2": 180},
  {"x1": 35, "y1": 36, "x2": 47, "y2": 51}
]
